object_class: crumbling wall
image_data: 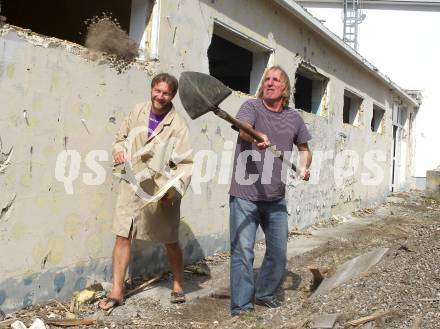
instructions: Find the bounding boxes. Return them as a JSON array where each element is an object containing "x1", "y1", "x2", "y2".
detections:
[
  {"x1": 0, "y1": 0, "x2": 418, "y2": 312},
  {"x1": 0, "y1": 27, "x2": 160, "y2": 311}
]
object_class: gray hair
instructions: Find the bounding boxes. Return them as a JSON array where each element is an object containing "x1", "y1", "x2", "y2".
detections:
[{"x1": 257, "y1": 65, "x2": 291, "y2": 107}]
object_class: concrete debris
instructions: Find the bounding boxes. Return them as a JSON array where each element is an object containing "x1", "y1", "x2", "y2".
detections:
[
  {"x1": 312, "y1": 248, "x2": 388, "y2": 298},
  {"x1": 344, "y1": 309, "x2": 395, "y2": 327},
  {"x1": 11, "y1": 320, "x2": 27, "y2": 329},
  {"x1": 358, "y1": 322, "x2": 374, "y2": 329},
  {"x1": 44, "y1": 318, "x2": 96, "y2": 327},
  {"x1": 289, "y1": 228, "x2": 313, "y2": 237},
  {"x1": 411, "y1": 316, "x2": 422, "y2": 329},
  {"x1": 310, "y1": 313, "x2": 340, "y2": 328},
  {"x1": 386, "y1": 196, "x2": 406, "y2": 203},
  {"x1": 11, "y1": 318, "x2": 46, "y2": 329},
  {"x1": 184, "y1": 263, "x2": 210, "y2": 276},
  {"x1": 73, "y1": 289, "x2": 95, "y2": 304},
  {"x1": 64, "y1": 312, "x2": 76, "y2": 320},
  {"x1": 124, "y1": 273, "x2": 163, "y2": 298},
  {"x1": 352, "y1": 208, "x2": 374, "y2": 217},
  {"x1": 203, "y1": 251, "x2": 230, "y2": 265},
  {"x1": 287, "y1": 318, "x2": 311, "y2": 329},
  {"x1": 100, "y1": 282, "x2": 113, "y2": 292}
]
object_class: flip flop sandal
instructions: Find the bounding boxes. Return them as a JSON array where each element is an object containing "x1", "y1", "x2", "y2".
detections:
[
  {"x1": 170, "y1": 291, "x2": 186, "y2": 304},
  {"x1": 98, "y1": 297, "x2": 123, "y2": 311}
]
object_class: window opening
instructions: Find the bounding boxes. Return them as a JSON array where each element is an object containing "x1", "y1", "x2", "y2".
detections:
[
  {"x1": 343, "y1": 89, "x2": 362, "y2": 125},
  {"x1": 371, "y1": 104, "x2": 385, "y2": 133},
  {"x1": 294, "y1": 65, "x2": 328, "y2": 114},
  {"x1": 208, "y1": 21, "x2": 271, "y2": 94}
]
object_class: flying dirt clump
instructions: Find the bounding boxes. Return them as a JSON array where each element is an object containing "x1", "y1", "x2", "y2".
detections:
[{"x1": 85, "y1": 14, "x2": 139, "y2": 74}]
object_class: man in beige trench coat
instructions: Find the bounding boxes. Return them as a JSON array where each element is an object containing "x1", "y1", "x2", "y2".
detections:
[{"x1": 99, "y1": 73, "x2": 193, "y2": 309}]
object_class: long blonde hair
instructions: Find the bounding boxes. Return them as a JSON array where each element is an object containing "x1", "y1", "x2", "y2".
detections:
[{"x1": 257, "y1": 65, "x2": 291, "y2": 107}]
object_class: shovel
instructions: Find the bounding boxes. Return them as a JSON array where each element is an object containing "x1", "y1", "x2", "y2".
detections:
[{"x1": 178, "y1": 71, "x2": 297, "y2": 172}]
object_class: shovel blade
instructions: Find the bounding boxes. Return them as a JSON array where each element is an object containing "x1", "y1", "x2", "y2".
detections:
[{"x1": 179, "y1": 71, "x2": 232, "y2": 119}]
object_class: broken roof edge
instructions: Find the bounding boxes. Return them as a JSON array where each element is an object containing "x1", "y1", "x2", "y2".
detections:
[{"x1": 273, "y1": 0, "x2": 420, "y2": 108}]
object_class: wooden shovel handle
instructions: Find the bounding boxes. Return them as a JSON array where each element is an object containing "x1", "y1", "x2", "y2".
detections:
[{"x1": 214, "y1": 108, "x2": 297, "y2": 172}]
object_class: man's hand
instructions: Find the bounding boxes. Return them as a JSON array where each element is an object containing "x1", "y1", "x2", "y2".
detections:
[
  {"x1": 255, "y1": 133, "x2": 271, "y2": 150},
  {"x1": 298, "y1": 167, "x2": 310, "y2": 181},
  {"x1": 297, "y1": 143, "x2": 312, "y2": 181},
  {"x1": 114, "y1": 151, "x2": 126, "y2": 164},
  {"x1": 239, "y1": 124, "x2": 271, "y2": 149}
]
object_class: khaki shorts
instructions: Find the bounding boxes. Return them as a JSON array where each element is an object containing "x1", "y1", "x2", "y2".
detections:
[{"x1": 112, "y1": 179, "x2": 181, "y2": 243}]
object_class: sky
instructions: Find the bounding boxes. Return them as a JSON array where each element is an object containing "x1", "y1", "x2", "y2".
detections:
[{"x1": 305, "y1": 7, "x2": 440, "y2": 176}]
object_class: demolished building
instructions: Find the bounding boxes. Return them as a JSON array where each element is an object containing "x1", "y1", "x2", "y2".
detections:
[{"x1": 0, "y1": 0, "x2": 420, "y2": 312}]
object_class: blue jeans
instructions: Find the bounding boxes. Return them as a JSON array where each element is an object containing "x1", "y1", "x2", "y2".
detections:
[{"x1": 229, "y1": 196, "x2": 288, "y2": 315}]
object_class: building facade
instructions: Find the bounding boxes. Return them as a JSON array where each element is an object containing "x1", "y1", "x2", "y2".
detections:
[{"x1": 0, "y1": 0, "x2": 419, "y2": 311}]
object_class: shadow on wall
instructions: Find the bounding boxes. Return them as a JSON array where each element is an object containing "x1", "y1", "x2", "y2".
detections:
[{"x1": 129, "y1": 221, "x2": 207, "y2": 279}]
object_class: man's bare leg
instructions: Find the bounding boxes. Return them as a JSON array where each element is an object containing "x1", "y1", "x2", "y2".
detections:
[
  {"x1": 165, "y1": 242, "x2": 184, "y2": 293},
  {"x1": 99, "y1": 235, "x2": 131, "y2": 309}
]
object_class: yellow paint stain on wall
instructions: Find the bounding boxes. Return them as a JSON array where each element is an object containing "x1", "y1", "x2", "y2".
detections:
[
  {"x1": 43, "y1": 145, "x2": 56, "y2": 158},
  {"x1": 85, "y1": 235, "x2": 103, "y2": 258},
  {"x1": 114, "y1": 111, "x2": 125, "y2": 121},
  {"x1": 6, "y1": 174, "x2": 16, "y2": 185},
  {"x1": 32, "y1": 99, "x2": 43, "y2": 112},
  {"x1": 35, "y1": 195, "x2": 62, "y2": 212},
  {"x1": 73, "y1": 103, "x2": 92, "y2": 118},
  {"x1": 11, "y1": 222, "x2": 28, "y2": 240},
  {"x1": 64, "y1": 213, "x2": 82, "y2": 235},
  {"x1": 105, "y1": 122, "x2": 117, "y2": 135},
  {"x1": 6, "y1": 64, "x2": 15, "y2": 79},
  {"x1": 96, "y1": 208, "x2": 112, "y2": 233},
  {"x1": 89, "y1": 193, "x2": 105, "y2": 211},
  {"x1": 50, "y1": 75, "x2": 61, "y2": 91},
  {"x1": 20, "y1": 174, "x2": 32, "y2": 187},
  {"x1": 49, "y1": 195, "x2": 63, "y2": 213},
  {"x1": 33, "y1": 240, "x2": 47, "y2": 258},
  {"x1": 47, "y1": 237, "x2": 65, "y2": 265},
  {"x1": 26, "y1": 117, "x2": 40, "y2": 129},
  {"x1": 36, "y1": 195, "x2": 49, "y2": 208},
  {"x1": 62, "y1": 121, "x2": 74, "y2": 133}
]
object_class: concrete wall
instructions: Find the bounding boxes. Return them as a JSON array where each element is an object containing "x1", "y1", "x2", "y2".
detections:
[
  {"x1": 426, "y1": 170, "x2": 440, "y2": 201},
  {"x1": 0, "y1": 0, "x2": 417, "y2": 312}
]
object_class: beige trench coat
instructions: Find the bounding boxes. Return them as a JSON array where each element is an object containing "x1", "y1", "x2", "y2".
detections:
[{"x1": 112, "y1": 102, "x2": 193, "y2": 242}]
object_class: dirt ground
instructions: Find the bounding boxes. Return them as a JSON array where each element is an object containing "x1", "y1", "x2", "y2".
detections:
[{"x1": 2, "y1": 191, "x2": 439, "y2": 329}]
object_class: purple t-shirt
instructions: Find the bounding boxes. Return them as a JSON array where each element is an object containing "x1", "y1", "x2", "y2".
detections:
[
  {"x1": 229, "y1": 99, "x2": 312, "y2": 201},
  {"x1": 148, "y1": 110, "x2": 168, "y2": 137}
]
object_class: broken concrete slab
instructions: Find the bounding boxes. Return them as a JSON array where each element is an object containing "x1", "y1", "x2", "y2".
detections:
[
  {"x1": 312, "y1": 248, "x2": 388, "y2": 298},
  {"x1": 310, "y1": 313, "x2": 340, "y2": 328},
  {"x1": 386, "y1": 196, "x2": 406, "y2": 203}
]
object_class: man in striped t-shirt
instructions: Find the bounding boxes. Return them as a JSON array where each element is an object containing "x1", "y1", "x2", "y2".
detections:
[{"x1": 229, "y1": 66, "x2": 312, "y2": 316}]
